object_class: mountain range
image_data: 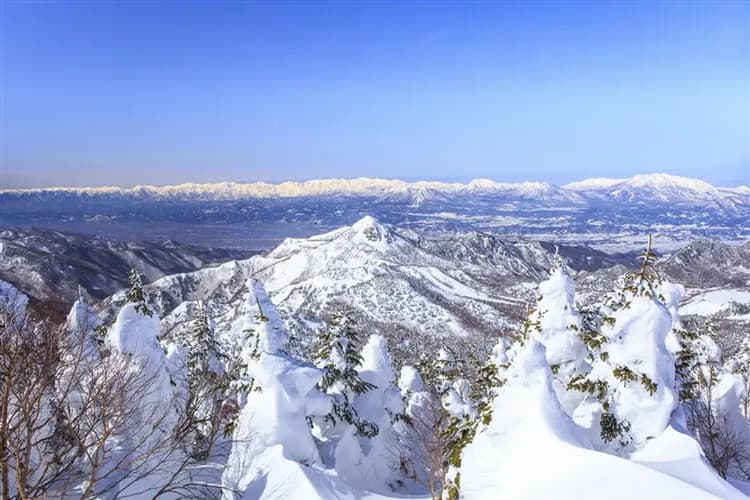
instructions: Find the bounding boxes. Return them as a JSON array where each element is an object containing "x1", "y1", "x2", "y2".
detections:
[
  {"x1": 3, "y1": 173, "x2": 748, "y2": 252},
  {"x1": 4, "y1": 173, "x2": 749, "y2": 209}
]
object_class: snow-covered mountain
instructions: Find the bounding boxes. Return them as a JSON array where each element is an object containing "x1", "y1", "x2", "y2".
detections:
[
  {"x1": 4, "y1": 173, "x2": 747, "y2": 252},
  {"x1": 94, "y1": 216, "x2": 750, "y2": 371},
  {"x1": 659, "y1": 238, "x2": 750, "y2": 288},
  {"x1": 0, "y1": 227, "x2": 252, "y2": 308},
  {"x1": 4, "y1": 173, "x2": 748, "y2": 207},
  {"x1": 95, "y1": 217, "x2": 634, "y2": 364},
  {"x1": 564, "y1": 173, "x2": 748, "y2": 208}
]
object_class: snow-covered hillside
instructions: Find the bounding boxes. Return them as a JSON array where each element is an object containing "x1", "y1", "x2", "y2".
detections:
[{"x1": 0, "y1": 227, "x2": 251, "y2": 305}]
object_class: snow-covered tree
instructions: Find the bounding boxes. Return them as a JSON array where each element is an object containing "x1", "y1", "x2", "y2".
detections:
[
  {"x1": 442, "y1": 339, "x2": 509, "y2": 500},
  {"x1": 527, "y1": 253, "x2": 588, "y2": 413},
  {"x1": 395, "y1": 365, "x2": 448, "y2": 497},
  {"x1": 0, "y1": 285, "x2": 218, "y2": 498},
  {"x1": 729, "y1": 338, "x2": 750, "y2": 420},
  {"x1": 569, "y1": 237, "x2": 677, "y2": 450},
  {"x1": 125, "y1": 268, "x2": 152, "y2": 317},
  {"x1": 65, "y1": 296, "x2": 104, "y2": 364},
  {"x1": 223, "y1": 281, "x2": 290, "y2": 433},
  {"x1": 0, "y1": 287, "x2": 57, "y2": 498},
  {"x1": 222, "y1": 280, "x2": 330, "y2": 498},
  {"x1": 178, "y1": 302, "x2": 229, "y2": 457},
  {"x1": 675, "y1": 330, "x2": 750, "y2": 480},
  {"x1": 404, "y1": 339, "x2": 509, "y2": 499},
  {"x1": 105, "y1": 298, "x2": 181, "y2": 493},
  {"x1": 335, "y1": 334, "x2": 406, "y2": 491},
  {"x1": 312, "y1": 307, "x2": 377, "y2": 438}
]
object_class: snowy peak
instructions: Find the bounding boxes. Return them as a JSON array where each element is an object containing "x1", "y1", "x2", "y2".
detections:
[
  {"x1": 627, "y1": 173, "x2": 715, "y2": 191},
  {"x1": 565, "y1": 173, "x2": 716, "y2": 193},
  {"x1": 562, "y1": 177, "x2": 626, "y2": 191},
  {"x1": 349, "y1": 215, "x2": 393, "y2": 245},
  {"x1": 614, "y1": 173, "x2": 720, "y2": 202},
  {"x1": 565, "y1": 173, "x2": 747, "y2": 208}
]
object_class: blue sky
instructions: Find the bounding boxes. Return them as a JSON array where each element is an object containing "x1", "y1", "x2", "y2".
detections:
[{"x1": 1, "y1": 0, "x2": 748, "y2": 188}]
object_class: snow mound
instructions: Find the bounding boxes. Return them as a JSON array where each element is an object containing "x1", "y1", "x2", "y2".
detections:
[
  {"x1": 107, "y1": 303, "x2": 164, "y2": 367},
  {"x1": 460, "y1": 340, "x2": 744, "y2": 499},
  {"x1": 632, "y1": 417, "x2": 744, "y2": 499},
  {"x1": 235, "y1": 445, "x2": 405, "y2": 500}
]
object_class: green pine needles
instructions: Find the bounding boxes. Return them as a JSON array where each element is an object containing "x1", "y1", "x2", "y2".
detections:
[
  {"x1": 624, "y1": 234, "x2": 661, "y2": 300},
  {"x1": 186, "y1": 304, "x2": 226, "y2": 386},
  {"x1": 126, "y1": 269, "x2": 153, "y2": 317}
]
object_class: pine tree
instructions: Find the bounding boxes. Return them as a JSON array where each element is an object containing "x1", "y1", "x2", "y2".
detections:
[
  {"x1": 126, "y1": 268, "x2": 152, "y2": 317},
  {"x1": 312, "y1": 307, "x2": 377, "y2": 437},
  {"x1": 223, "y1": 296, "x2": 270, "y2": 436},
  {"x1": 180, "y1": 303, "x2": 229, "y2": 458},
  {"x1": 442, "y1": 340, "x2": 509, "y2": 499},
  {"x1": 567, "y1": 236, "x2": 674, "y2": 449},
  {"x1": 526, "y1": 249, "x2": 588, "y2": 413},
  {"x1": 186, "y1": 303, "x2": 224, "y2": 381}
]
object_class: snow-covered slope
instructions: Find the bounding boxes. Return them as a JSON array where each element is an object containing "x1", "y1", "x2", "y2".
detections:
[
  {"x1": 96, "y1": 218, "x2": 749, "y2": 369},
  {"x1": 461, "y1": 341, "x2": 744, "y2": 500},
  {"x1": 0, "y1": 227, "x2": 251, "y2": 306},
  {"x1": 659, "y1": 239, "x2": 750, "y2": 288}
]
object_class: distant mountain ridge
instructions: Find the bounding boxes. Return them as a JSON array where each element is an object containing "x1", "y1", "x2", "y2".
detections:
[
  {"x1": 3, "y1": 173, "x2": 748, "y2": 253},
  {"x1": 0, "y1": 227, "x2": 254, "y2": 308},
  {"x1": 4, "y1": 173, "x2": 748, "y2": 208}
]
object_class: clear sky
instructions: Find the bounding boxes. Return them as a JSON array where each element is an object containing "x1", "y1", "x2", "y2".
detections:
[{"x1": 1, "y1": 0, "x2": 748, "y2": 188}]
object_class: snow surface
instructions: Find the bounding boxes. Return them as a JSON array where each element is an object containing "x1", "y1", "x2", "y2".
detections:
[
  {"x1": 631, "y1": 416, "x2": 742, "y2": 499},
  {"x1": 680, "y1": 289, "x2": 750, "y2": 316},
  {"x1": 461, "y1": 340, "x2": 745, "y2": 499}
]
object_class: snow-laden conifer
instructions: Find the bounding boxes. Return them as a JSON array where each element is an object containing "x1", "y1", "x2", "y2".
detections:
[
  {"x1": 334, "y1": 335, "x2": 406, "y2": 491},
  {"x1": 528, "y1": 250, "x2": 588, "y2": 412},
  {"x1": 569, "y1": 236, "x2": 676, "y2": 450},
  {"x1": 125, "y1": 268, "x2": 152, "y2": 317},
  {"x1": 222, "y1": 279, "x2": 330, "y2": 498},
  {"x1": 311, "y1": 307, "x2": 377, "y2": 438}
]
